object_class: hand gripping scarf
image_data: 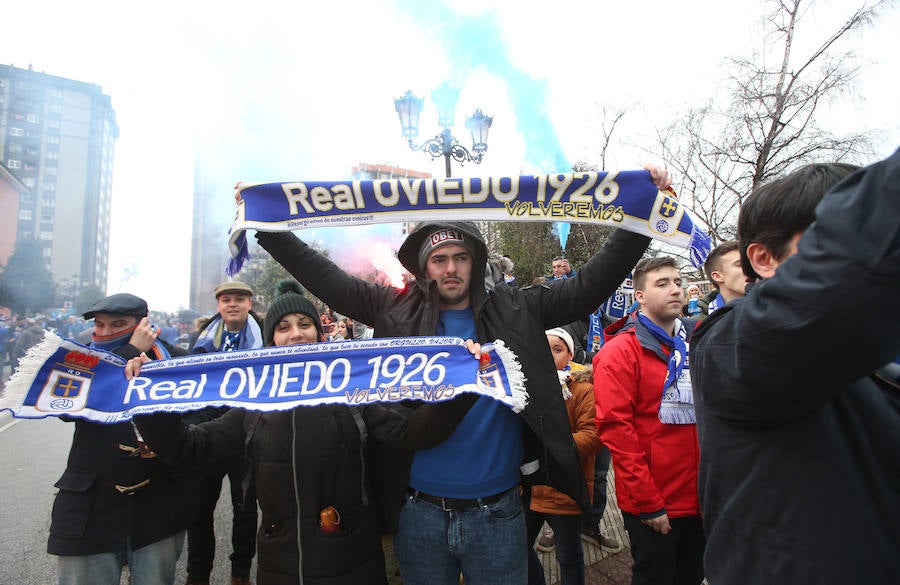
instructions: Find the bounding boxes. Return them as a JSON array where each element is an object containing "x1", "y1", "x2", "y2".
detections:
[
  {"x1": 225, "y1": 170, "x2": 712, "y2": 276},
  {"x1": 91, "y1": 324, "x2": 171, "y2": 360},
  {"x1": 0, "y1": 334, "x2": 527, "y2": 424}
]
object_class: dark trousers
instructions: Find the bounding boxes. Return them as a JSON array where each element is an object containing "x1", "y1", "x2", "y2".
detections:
[
  {"x1": 523, "y1": 489, "x2": 585, "y2": 585},
  {"x1": 589, "y1": 446, "x2": 612, "y2": 527},
  {"x1": 621, "y1": 513, "x2": 705, "y2": 585},
  {"x1": 187, "y1": 455, "x2": 258, "y2": 580}
]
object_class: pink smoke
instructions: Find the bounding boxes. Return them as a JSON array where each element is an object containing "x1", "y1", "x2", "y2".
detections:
[{"x1": 328, "y1": 237, "x2": 408, "y2": 289}]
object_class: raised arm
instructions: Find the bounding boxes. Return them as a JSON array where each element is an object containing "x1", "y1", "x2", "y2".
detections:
[
  {"x1": 691, "y1": 150, "x2": 900, "y2": 423},
  {"x1": 536, "y1": 229, "x2": 650, "y2": 328}
]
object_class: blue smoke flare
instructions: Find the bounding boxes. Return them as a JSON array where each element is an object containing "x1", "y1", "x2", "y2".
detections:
[
  {"x1": 398, "y1": 0, "x2": 571, "y2": 172},
  {"x1": 554, "y1": 222, "x2": 570, "y2": 252}
]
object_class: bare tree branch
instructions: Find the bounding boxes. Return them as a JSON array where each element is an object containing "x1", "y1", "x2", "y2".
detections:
[{"x1": 653, "y1": 0, "x2": 881, "y2": 242}]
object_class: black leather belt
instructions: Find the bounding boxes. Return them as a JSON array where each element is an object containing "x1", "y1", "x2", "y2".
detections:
[{"x1": 407, "y1": 487, "x2": 506, "y2": 511}]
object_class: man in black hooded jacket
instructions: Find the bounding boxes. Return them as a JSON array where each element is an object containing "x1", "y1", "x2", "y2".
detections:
[{"x1": 253, "y1": 165, "x2": 668, "y2": 584}]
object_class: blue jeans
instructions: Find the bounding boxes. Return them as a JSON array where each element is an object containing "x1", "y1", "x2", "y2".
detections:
[
  {"x1": 57, "y1": 531, "x2": 185, "y2": 585},
  {"x1": 525, "y1": 509, "x2": 585, "y2": 585},
  {"x1": 394, "y1": 487, "x2": 526, "y2": 585}
]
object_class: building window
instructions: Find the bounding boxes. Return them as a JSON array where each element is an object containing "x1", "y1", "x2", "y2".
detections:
[
  {"x1": 18, "y1": 209, "x2": 33, "y2": 221},
  {"x1": 27, "y1": 113, "x2": 40, "y2": 123},
  {"x1": 47, "y1": 120, "x2": 60, "y2": 129},
  {"x1": 22, "y1": 177, "x2": 35, "y2": 187},
  {"x1": 7, "y1": 159, "x2": 21, "y2": 169},
  {"x1": 45, "y1": 167, "x2": 57, "y2": 176},
  {"x1": 10, "y1": 127, "x2": 25, "y2": 137},
  {"x1": 42, "y1": 247, "x2": 52, "y2": 258},
  {"x1": 43, "y1": 183, "x2": 57, "y2": 191},
  {"x1": 48, "y1": 104, "x2": 62, "y2": 114},
  {"x1": 15, "y1": 81, "x2": 27, "y2": 90},
  {"x1": 39, "y1": 231, "x2": 53, "y2": 241},
  {"x1": 46, "y1": 151, "x2": 58, "y2": 160},
  {"x1": 47, "y1": 135, "x2": 60, "y2": 144}
]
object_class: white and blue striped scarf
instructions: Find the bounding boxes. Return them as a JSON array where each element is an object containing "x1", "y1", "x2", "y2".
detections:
[
  {"x1": 192, "y1": 314, "x2": 262, "y2": 353},
  {"x1": 637, "y1": 313, "x2": 695, "y2": 425},
  {"x1": 1, "y1": 334, "x2": 527, "y2": 424}
]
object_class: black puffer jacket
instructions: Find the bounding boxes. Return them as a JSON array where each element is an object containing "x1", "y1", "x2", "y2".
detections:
[
  {"x1": 136, "y1": 394, "x2": 471, "y2": 585},
  {"x1": 257, "y1": 223, "x2": 649, "y2": 524}
]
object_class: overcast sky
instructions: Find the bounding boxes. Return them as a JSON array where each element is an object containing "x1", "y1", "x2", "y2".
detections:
[{"x1": 3, "y1": 0, "x2": 897, "y2": 311}]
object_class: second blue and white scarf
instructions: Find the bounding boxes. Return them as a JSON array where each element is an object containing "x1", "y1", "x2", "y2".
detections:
[
  {"x1": 0, "y1": 334, "x2": 527, "y2": 424},
  {"x1": 636, "y1": 313, "x2": 695, "y2": 424}
]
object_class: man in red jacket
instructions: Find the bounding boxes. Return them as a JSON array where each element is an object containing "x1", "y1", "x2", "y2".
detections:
[{"x1": 593, "y1": 256, "x2": 704, "y2": 585}]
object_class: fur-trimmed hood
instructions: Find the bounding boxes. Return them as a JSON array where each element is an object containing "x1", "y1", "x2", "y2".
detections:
[{"x1": 567, "y1": 367, "x2": 593, "y2": 386}]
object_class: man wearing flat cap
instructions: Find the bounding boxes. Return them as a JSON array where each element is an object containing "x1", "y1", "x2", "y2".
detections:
[
  {"x1": 251, "y1": 164, "x2": 670, "y2": 585},
  {"x1": 48, "y1": 293, "x2": 197, "y2": 585},
  {"x1": 184, "y1": 281, "x2": 262, "y2": 585}
]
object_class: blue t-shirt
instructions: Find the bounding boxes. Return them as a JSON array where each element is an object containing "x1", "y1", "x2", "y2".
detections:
[{"x1": 408, "y1": 308, "x2": 524, "y2": 498}]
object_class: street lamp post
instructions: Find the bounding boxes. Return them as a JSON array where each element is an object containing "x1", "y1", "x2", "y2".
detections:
[{"x1": 394, "y1": 85, "x2": 493, "y2": 178}]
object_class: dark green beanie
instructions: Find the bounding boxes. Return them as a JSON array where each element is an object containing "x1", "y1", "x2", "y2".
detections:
[{"x1": 263, "y1": 280, "x2": 323, "y2": 346}]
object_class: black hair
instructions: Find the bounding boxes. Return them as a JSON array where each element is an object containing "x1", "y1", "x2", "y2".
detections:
[
  {"x1": 738, "y1": 163, "x2": 859, "y2": 280},
  {"x1": 703, "y1": 240, "x2": 740, "y2": 288}
]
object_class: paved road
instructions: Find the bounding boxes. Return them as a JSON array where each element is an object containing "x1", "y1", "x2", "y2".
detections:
[{"x1": 0, "y1": 411, "x2": 250, "y2": 584}]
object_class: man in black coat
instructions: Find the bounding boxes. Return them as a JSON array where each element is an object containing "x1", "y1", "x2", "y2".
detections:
[
  {"x1": 690, "y1": 152, "x2": 900, "y2": 584},
  {"x1": 252, "y1": 165, "x2": 670, "y2": 585},
  {"x1": 48, "y1": 293, "x2": 198, "y2": 585}
]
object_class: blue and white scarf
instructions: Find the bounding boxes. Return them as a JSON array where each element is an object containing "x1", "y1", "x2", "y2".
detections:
[
  {"x1": 707, "y1": 292, "x2": 725, "y2": 314},
  {"x1": 586, "y1": 309, "x2": 605, "y2": 353},
  {"x1": 226, "y1": 172, "x2": 711, "y2": 276},
  {"x1": 0, "y1": 333, "x2": 527, "y2": 424},
  {"x1": 636, "y1": 313, "x2": 695, "y2": 424},
  {"x1": 193, "y1": 314, "x2": 262, "y2": 353}
]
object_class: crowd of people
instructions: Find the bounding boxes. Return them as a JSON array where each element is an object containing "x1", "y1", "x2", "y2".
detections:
[{"x1": 6, "y1": 152, "x2": 898, "y2": 585}]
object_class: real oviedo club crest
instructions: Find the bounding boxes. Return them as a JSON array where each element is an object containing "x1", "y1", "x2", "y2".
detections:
[{"x1": 35, "y1": 350, "x2": 98, "y2": 412}]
